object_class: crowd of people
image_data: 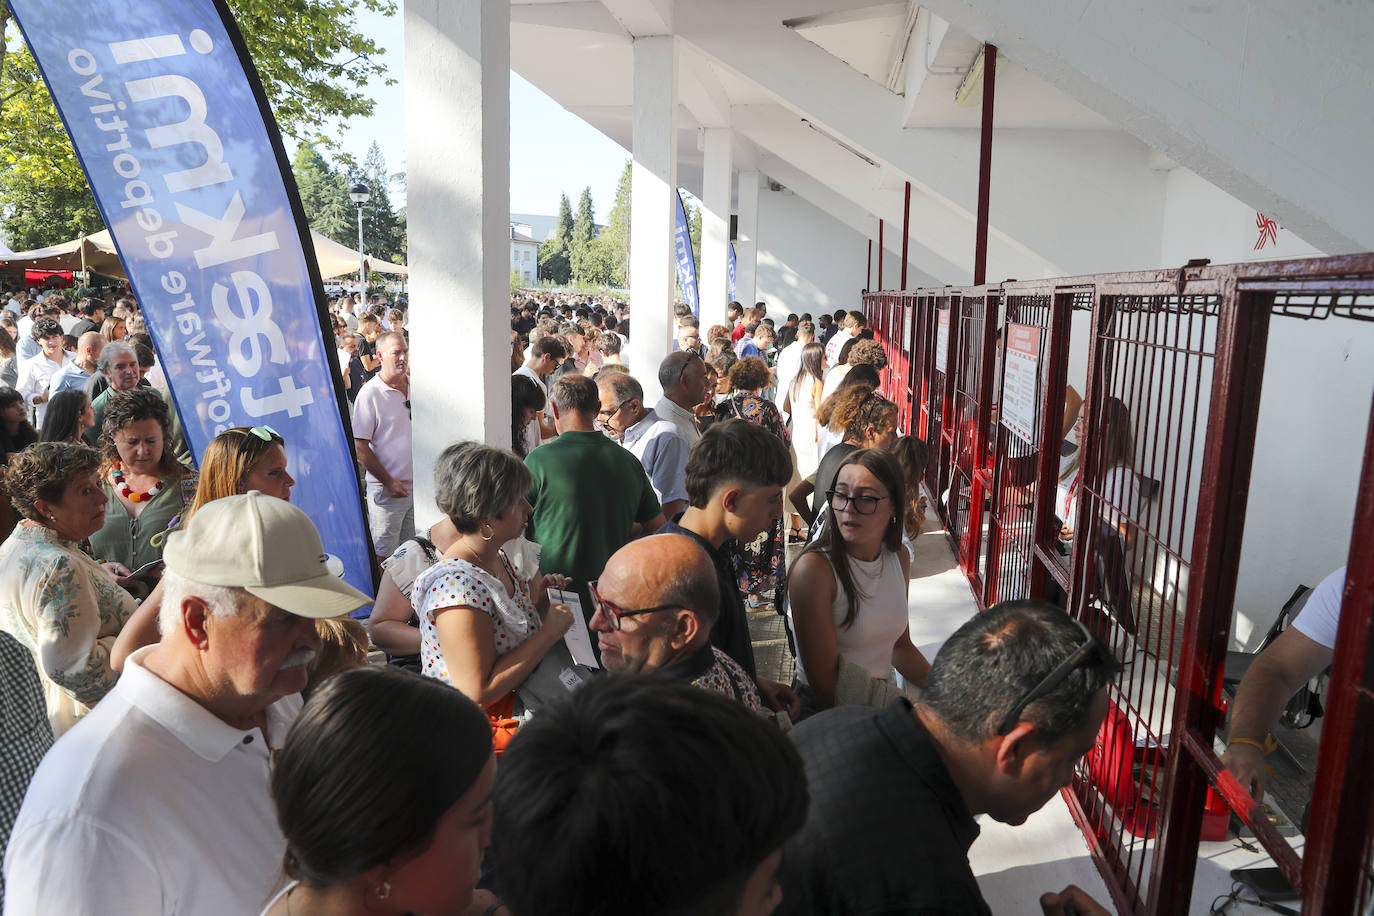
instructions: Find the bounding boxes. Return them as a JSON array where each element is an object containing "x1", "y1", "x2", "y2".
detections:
[{"x1": 0, "y1": 281, "x2": 1131, "y2": 915}]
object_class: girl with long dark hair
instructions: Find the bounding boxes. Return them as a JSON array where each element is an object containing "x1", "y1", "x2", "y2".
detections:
[{"x1": 787, "y1": 447, "x2": 929, "y2": 713}]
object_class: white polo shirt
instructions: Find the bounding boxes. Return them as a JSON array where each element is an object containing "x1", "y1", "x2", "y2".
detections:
[{"x1": 4, "y1": 647, "x2": 300, "y2": 916}]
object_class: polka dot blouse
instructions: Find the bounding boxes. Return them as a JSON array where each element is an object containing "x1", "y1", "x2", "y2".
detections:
[{"x1": 414, "y1": 552, "x2": 542, "y2": 686}]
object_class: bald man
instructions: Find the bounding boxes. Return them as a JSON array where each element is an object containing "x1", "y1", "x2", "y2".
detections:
[
  {"x1": 589, "y1": 535, "x2": 799, "y2": 719},
  {"x1": 49, "y1": 331, "x2": 104, "y2": 394}
]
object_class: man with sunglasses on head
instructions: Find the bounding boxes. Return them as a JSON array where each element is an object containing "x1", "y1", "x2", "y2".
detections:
[{"x1": 777, "y1": 600, "x2": 1117, "y2": 916}]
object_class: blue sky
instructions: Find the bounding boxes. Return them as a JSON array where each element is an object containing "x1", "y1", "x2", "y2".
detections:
[{"x1": 309, "y1": 6, "x2": 631, "y2": 220}]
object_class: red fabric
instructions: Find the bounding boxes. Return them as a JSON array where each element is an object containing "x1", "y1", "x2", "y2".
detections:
[
  {"x1": 731, "y1": 321, "x2": 747, "y2": 342},
  {"x1": 486, "y1": 693, "x2": 520, "y2": 757}
]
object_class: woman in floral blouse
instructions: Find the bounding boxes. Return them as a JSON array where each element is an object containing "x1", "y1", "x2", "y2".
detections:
[{"x1": 0, "y1": 442, "x2": 137, "y2": 735}]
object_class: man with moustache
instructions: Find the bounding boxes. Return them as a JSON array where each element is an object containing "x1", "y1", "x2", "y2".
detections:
[{"x1": 4, "y1": 492, "x2": 370, "y2": 916}]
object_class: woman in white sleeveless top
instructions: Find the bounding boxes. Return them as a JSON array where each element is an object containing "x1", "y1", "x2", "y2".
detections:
[{"x1": 787, "y1": 448, "x2": 931, "y2": 711}]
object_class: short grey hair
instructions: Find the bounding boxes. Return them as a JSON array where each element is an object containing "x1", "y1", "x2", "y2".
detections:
[
  {"x1": 158, "y1": 569, "x2": 251, "y2": 636},
  {"x1": 658, "y1": 350, "x2": 700, "y2": 390},
  {"x1": 97, "y1": 340, "x2": 136, "y2": 372},
  {"x1": 597, "y1": 372, "x2": 642, "y2": 405},
  {"x1": 434, "y1": 441, "x2": 533, "y2": 534}
]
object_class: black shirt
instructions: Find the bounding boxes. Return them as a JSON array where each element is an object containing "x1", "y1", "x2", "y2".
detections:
[
  {"x1": 658, "y1": 517, "x2": 758, "y2": 681},
  {"x1": 811, "y1": 441, "x2": 859, "y2": 533},
  {"x1": 778, "y1": 700, "x2": 990, "y2": 915}
]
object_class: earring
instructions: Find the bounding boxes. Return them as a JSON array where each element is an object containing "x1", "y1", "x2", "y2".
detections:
[
  {"x1": 479, "y1": 521, "x2": 495, "y2": 542},
  {"x1": 374, "y1": 880, "x2": 392, "y2": 900}
]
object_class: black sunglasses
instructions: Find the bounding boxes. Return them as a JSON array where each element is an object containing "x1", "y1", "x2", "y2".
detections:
[{"x1": 997, "y1": 617, "x2": 1103, "y2": 735}]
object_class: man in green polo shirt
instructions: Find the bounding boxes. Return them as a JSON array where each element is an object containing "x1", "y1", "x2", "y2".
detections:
[{"x1": 525, "y1": 374, "x2": 664, "y2": 639}]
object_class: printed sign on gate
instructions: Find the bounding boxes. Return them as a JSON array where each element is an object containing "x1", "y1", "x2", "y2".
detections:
[
  {"x1": 1000, "y1": 323, "x2": 1041, "y2": 445},
  {"x1": 935, "y1": 308, "x2": 950, "y2": 374}
]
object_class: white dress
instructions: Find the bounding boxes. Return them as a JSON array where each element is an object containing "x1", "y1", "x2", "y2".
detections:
[
  {"x1": 789, "y1": 376, "x2": 822, "y2": 480},
  {"x1": 792, "y1": 546, "x2": 908, "y2": 686}
]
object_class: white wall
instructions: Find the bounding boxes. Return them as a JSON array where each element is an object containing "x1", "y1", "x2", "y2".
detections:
[
  {"x1": 754, "y1": 188, "x2": 869, "y2": 323},
  {"x1": 1232, "y1": 315, "x2": 1373, "y2": 647},
  {"x1": 1158, "y1": 167, "x2": 1325, "y2": 268}
]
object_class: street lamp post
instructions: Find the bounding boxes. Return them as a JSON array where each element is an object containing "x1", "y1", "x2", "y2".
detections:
[{"x1": 349, "y1": 182, "x2": 370, "y2": 296}]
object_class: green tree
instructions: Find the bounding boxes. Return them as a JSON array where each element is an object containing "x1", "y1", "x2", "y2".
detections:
[
  {"x1": 600, "y1": 160, "x2": 632, "y2": 287},
  {"x1": 537, "y1": 193, "x2": 572, "y2": 285},
  {"x1": 292, "y1": 143, "x2": 354, "y2": 245},
  {"x1": 356, "y1": 141, "x2": 405, "y2": 263},
  {"x1": 568, "y1": 187, "x2": 597, "y2": 281},
  {"x1": 0, "y1": 0, "x2": 397, "y2": 249}
]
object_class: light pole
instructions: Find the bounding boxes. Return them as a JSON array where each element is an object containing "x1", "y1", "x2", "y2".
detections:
[{"x1": 349, "y1": 182, "x2": 370, "y2": 296}]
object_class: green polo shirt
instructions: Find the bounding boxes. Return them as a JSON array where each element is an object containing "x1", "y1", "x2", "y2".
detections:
[{"x1": 525, "y1": 430, "x2": 660, "y2": 621}]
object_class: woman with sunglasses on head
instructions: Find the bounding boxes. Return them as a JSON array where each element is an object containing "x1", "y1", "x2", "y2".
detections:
[
  {"x1": 786, "y1": 448, "x2": 930, "y2": 717},
  {"x1": 108, "y1": 424, "x2": 296, "y2": 670}
]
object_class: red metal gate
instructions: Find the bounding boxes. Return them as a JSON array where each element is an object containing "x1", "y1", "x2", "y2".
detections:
[{"x1": 864, "y1": 253, "x2": 1374, "y2": 915}]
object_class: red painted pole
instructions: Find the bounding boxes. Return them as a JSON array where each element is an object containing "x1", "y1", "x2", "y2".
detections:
[
  {"x1": 901, "y1": 181, "x2": 911, "y2": 290},
  {"x1": 866, "y1": 239, "x2": 872, "y2": 290},
  {"x1": 878, "y1": 219, "x2": 885, "y2": 291},
  {"x1": 973, "y1": 43, "x2": 996, "y2": 287}
]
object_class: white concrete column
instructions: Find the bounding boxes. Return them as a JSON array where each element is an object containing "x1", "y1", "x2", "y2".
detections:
[
  {"x1": 699, "y1": 128, "x2": 732, "y2": 329},
  {"x1": 405, "y1": 0, "x2": 510, "y2": 530},
  {"x1": 627, "y1": 35, "x2": 677, "y2": 405},
  {"x1": 734, "y1": 169, "x2": 759, "y2": 309}
]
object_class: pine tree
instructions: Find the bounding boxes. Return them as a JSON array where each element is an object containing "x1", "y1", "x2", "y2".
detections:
[
  {"x1": 602, "y1": 161, "x2": 632, "y2": 287},
  {"x1": 568, "y1": 187, "x2": 597, "y2": 281},
  {"x1": 357, "y1": 141, "x2": 405, "y2": 263},
  {"x1": 292, "y1": 144, "x2": 353, "y2": 246},
  {"x1": 538, "y1": 193, "x2": 573, "y2": 285}
]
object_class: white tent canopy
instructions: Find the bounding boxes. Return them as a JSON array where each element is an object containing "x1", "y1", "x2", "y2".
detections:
[{"x1": 1, "y1": 229, "x2": 407, "y2": 279}]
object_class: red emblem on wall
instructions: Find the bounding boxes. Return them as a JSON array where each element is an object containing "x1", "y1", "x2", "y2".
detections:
[{"x1": 1254, "y1": 212, "x2": 1279, "y2": 250}]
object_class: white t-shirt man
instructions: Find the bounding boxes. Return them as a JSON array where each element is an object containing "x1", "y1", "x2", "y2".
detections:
[
  {"x1": 1291, "y1": 566, "x2": 1347, "y2": 649},
  {"x1": 4, "y1": 647, "x2": 300, "y2": 916}
]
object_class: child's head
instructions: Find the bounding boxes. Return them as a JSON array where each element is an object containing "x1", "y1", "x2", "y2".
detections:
[{"x1": 305, "y1": 617, "x2": 371, "y2": 697}]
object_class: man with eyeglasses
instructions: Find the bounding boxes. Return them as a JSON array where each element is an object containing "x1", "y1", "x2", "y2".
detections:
[
  {"x1": 588, "y1": 534, "x2": 764, "y2": 710},
  {"x1": 777, "y1": 600, "x2": 1117, "y2": 916},
  {"x1": 597, "y1": 372, "x2": 690, "y2": 520}
]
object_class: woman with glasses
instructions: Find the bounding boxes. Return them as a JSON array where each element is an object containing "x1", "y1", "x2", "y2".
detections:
[
  {"x1": 412, "y1": 441, "x2": 574, "y2": 754},
  {"x1": 108, "y1": 424, "x2": 295, "y2": 669},
  {"x1": 786, "y1": 448, "x2": 930, "y2": 715}
]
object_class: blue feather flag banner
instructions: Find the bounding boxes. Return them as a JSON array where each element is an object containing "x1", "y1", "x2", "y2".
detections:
[
  {"x1": 674, "y1": 191, "x2": 699, "y2": 316},
  {"x1": 9, "y1": 0, "x2": 374, "y2": 603}
]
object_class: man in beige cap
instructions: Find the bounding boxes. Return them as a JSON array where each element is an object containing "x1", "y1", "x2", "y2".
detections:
[{"x1": 5, "y1": 492, "x2": 370, "y2": 916}]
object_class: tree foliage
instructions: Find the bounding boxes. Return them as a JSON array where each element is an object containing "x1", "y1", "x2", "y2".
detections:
[
  {"x1": 0, "y1": 0, "x2": 396, "y2": 249},
  {"x1": 537, "y1": 193, "x2": 573, "y2": 285},
  {"x1": 567, "y1": 186, "x2": 598, "y2": 281}
]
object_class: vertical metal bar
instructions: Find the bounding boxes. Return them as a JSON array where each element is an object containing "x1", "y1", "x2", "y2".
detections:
[
  {"x1": 1301, "y1": 395, "x2": 1374, "y2": 915},
  {"x1": 1146, "y1": 286, "x2": 1271, "y2": 916},
  {"x1": 973, "y1": 43, "x2": 996, "y2": 287},
  {"x1": 878, "y1": 219, "x2": 885, "y2": 291},
  {"x1": 902, "y1": 180, "x2": 911, "y2": 290},
  {"x1": 1029, "y1": 290, "x2": 1073, "y2": 597},
  {"x1": 867, "y1": 239, "x2": 873, "y2": 291}
]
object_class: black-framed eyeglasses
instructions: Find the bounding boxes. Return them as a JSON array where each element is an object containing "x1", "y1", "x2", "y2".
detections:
[
  {"x1": 597, "y1": 398, "x2": 635, "y2": 419},
  {"x1": 997, "y1": 617, "x2": 1103, "y2": 735},
  {"x1": 588, "y1": 580, "x2": 679, "y2": 631},
  {"x1": 826, "y1": 489, "x2": 889, "y2": 515}
]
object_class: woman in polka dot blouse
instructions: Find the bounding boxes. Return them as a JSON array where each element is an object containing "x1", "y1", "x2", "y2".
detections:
[{"x1": 413, "y1": 442, "x2": 574, "y2": 749}]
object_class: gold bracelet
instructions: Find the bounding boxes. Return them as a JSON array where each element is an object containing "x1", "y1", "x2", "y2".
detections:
[{"x1": 1228, "y1": 736, "x2": 1270, "y2": 755}]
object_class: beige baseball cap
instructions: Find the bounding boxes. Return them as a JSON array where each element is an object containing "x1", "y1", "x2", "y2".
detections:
[{"x1": 163, "y1": 490, "x2": 371, "y2": 619}]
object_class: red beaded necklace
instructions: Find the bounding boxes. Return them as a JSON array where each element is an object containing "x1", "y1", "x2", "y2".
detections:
[{"x1": 110, "y1": 461, "x2": 163, "y2": 503}]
